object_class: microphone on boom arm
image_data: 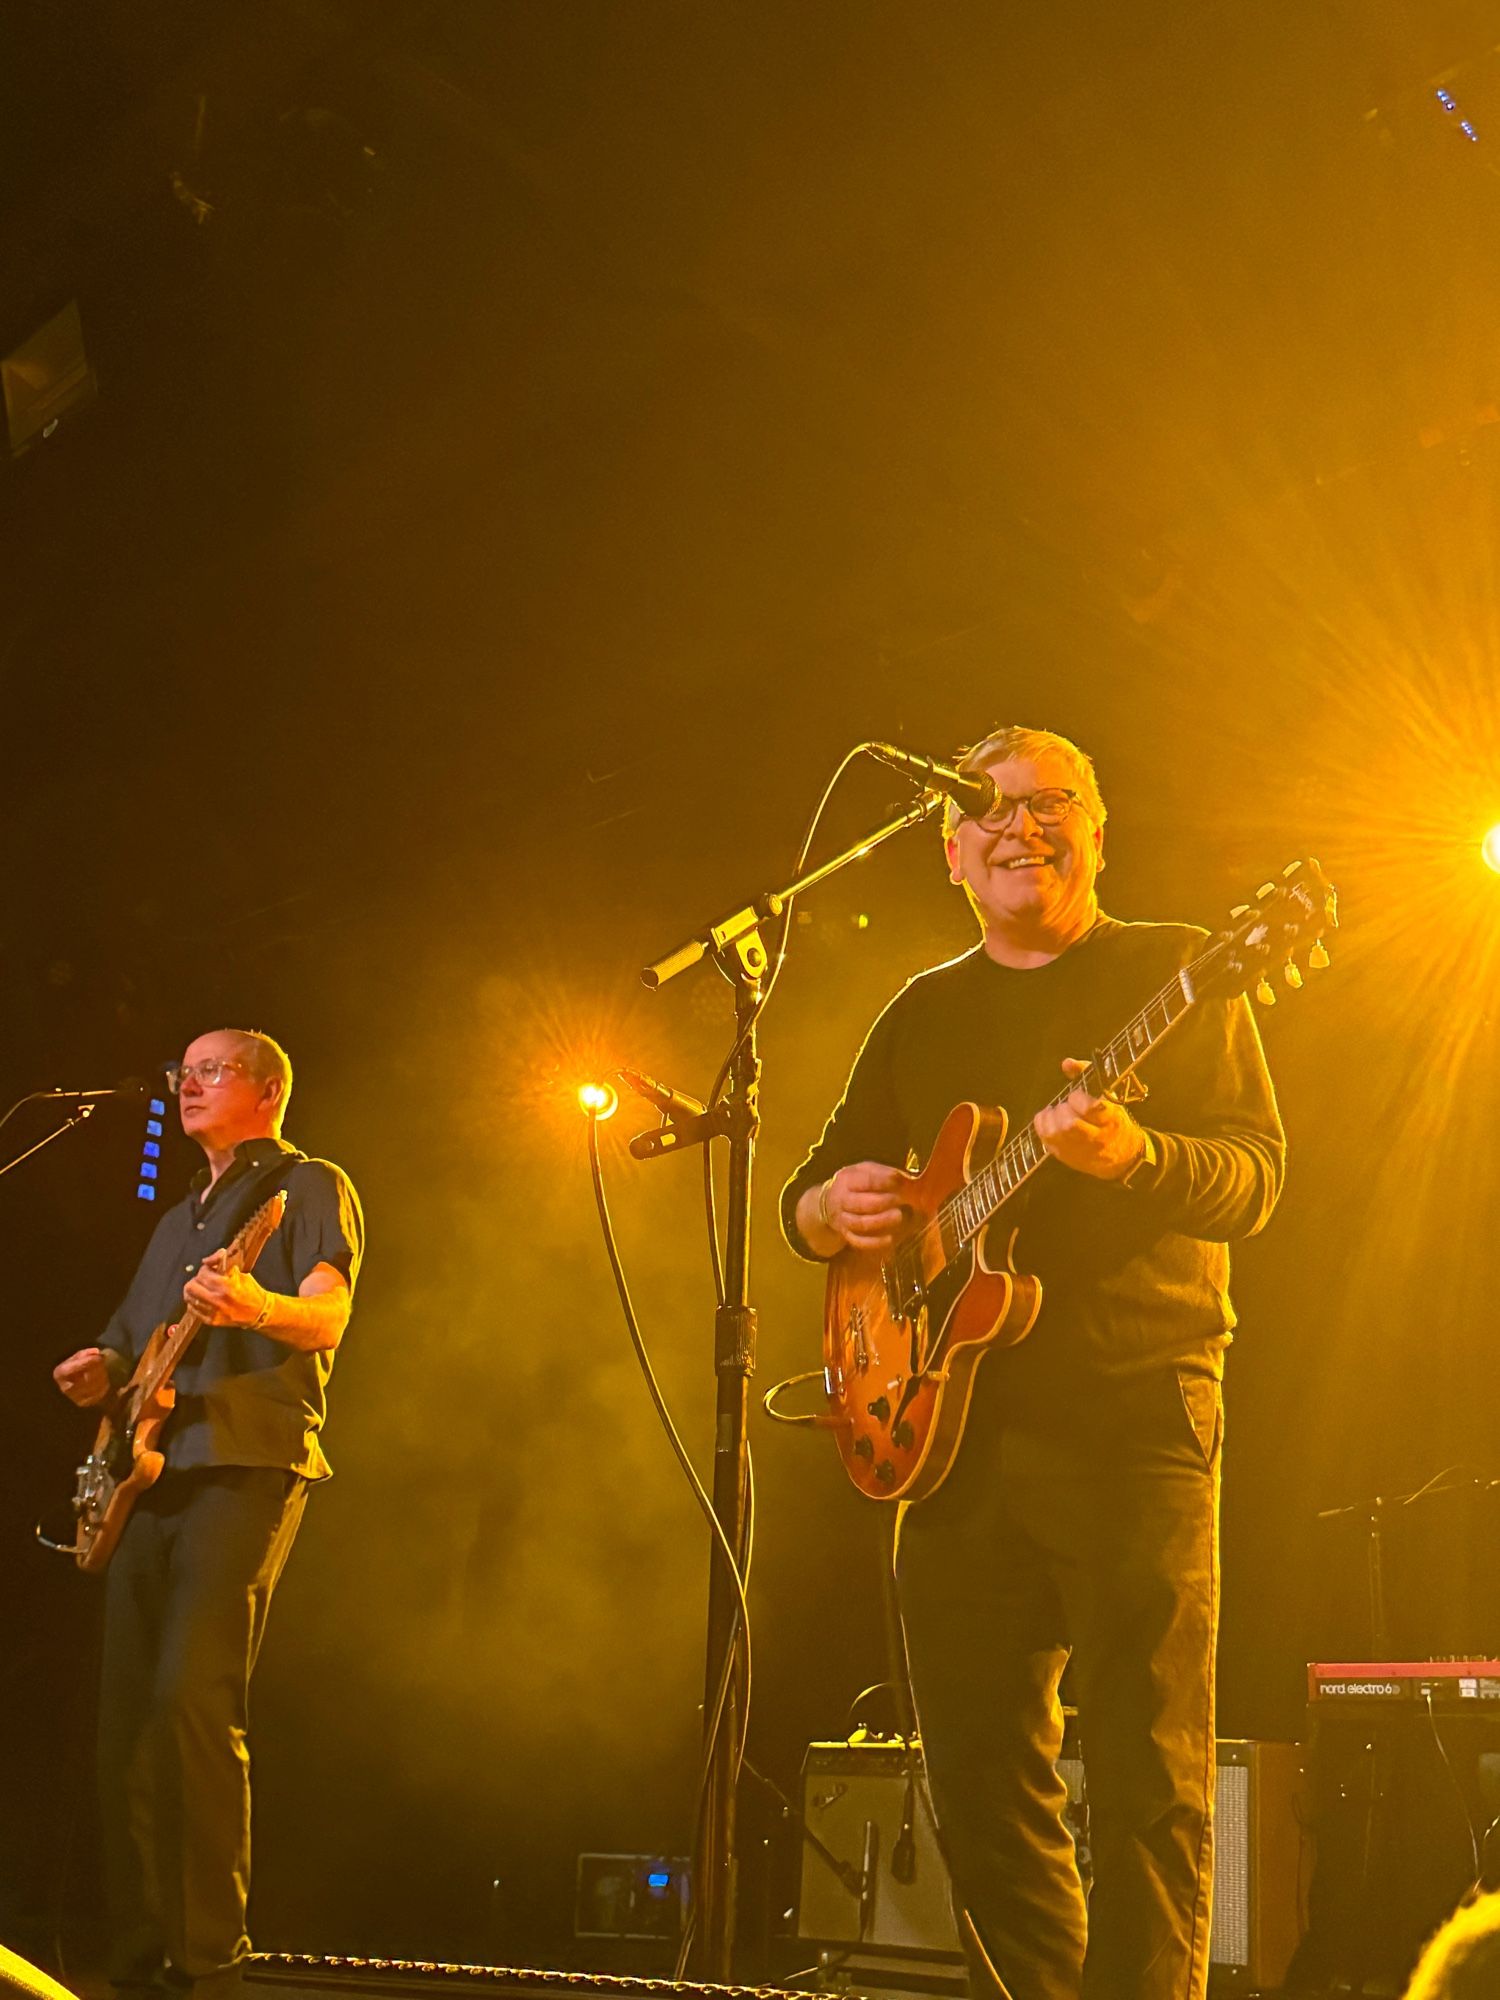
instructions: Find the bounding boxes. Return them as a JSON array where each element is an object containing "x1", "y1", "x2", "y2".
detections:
[
  {"x1": 37, "y1": 1078, "x2": 151, "y2": 1103},
  {"x1": 863, "y1": 743, "x2": 998, "y2": 818}
]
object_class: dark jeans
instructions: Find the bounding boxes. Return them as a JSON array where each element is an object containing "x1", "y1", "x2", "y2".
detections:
[
  {"x1": 97, "y1": 1467, "x2": 307, "y2": 1996},
  {"x1": 896, "y1": 1368, "x2": 1222, "y2": 2000}
]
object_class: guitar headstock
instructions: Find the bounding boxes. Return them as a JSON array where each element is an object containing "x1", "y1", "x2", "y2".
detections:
[
  {"x1": 1198, "y1": 858, "x2": 1338, "y2": 1005},
  {"x1": 230, "y1": 1190, "x2": 288, "y2": 1269}
]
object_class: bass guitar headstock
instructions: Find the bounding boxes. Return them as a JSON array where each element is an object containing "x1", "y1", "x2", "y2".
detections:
[
  {"x1": 231, "y1": 1190, "x2": 288, "y2": 1268},
  {"x1": 1199, "y1": 858, "x2": 1338, "y2": 1005}
]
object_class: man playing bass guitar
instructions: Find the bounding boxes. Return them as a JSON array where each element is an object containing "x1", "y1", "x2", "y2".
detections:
[
  {"x1": 781, "y1": 726, "x2": 1285, "y2": 2000},
  {"x1": 52, "y1": 1028, "x2": 363, "y2": 2000}
]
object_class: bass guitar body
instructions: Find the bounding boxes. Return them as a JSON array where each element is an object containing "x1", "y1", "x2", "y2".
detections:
[
  {"x1": 824, "y1": 1100, "x2": 1042, "y2": 1502},
  {"x1": 71, "y1": 1331, "x2": 177, "y2": 1574}
]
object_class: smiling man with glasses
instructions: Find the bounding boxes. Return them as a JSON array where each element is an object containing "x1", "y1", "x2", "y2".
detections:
[
  {"x1": 52, "y1": 1028, "x2": 364, "y2": 2000},
  {"x1": 782, "y1": 725, "x2": 1285, "y2": 2000}
]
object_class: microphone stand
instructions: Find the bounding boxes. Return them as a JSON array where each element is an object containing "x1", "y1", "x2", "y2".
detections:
[
  {"x1": 0, "y1": 1099, "x2": 98, "y2": 1181},
  {"x1": 638, "y1": 784, "x2": 945, "y2": 1980}
]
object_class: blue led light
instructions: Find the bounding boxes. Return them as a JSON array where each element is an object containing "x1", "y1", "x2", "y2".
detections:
[
  {"x1": 147, "y1": 1119, "x2": 163, "y2": 1137},
  {"x1": 1438, "y1": 89, "x2": 1456, "y2": 108},
  {"x1": 149, "y1": 1098, "x2": 166, "y2": 1117},
  {"x1": 646, "y1": 1873, "x2": 671, "y2": 1891},
  {"x1": 143, "y1": 1140, "x2": 160, "y2": 1159},
  {"x1": 137, "y1": 1185, "x2": 156, "y2": 1202},
  {"x1": 1462, "y1": 121, "x2": 1479, "y2": 141},
  {"x1": 139, "y1": 1161, "x2": 158, "y2": 1180}
]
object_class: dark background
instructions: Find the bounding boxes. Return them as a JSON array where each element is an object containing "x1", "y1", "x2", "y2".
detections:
[{"x1": 2, "y1": 0, "x2": 1499, "y2": 1978}]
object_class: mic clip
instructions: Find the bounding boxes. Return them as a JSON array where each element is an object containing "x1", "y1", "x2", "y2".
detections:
[
  {"x1": 617, "y1": 1066, "x2": 732, "y2": 1160},
  {"x1": 628, "y1": 1104, "x2": 730, "y2": 1160}
]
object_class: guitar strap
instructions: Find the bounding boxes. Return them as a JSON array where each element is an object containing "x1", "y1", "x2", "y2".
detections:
[{"x1": 208, "y1": 1146, "x2": 312, "y2": 1256}]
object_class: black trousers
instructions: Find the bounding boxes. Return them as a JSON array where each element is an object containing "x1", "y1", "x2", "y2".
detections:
[
  {"x1": 896, "y1": 1368, "x2": 1222, "y2": 2000},
  {"x1": 97, "y1": 1467, "x2": 307, "y2": 1996}
]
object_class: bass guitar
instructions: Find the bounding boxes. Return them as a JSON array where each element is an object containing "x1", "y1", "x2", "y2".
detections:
[
  {"x1": 45, "y1": 1191, "x2": 287, "y2": 1571},
  {"x1": 819, "y1": 859, "x2": 1335, "y2": 1502}
]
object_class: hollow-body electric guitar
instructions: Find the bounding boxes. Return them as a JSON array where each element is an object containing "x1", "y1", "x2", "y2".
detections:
[
  {"x1": 821, "y1": 861, "x2": 1336, "y2": 1502},
  {"x1": 48, "y1": 1191, "x2": 287, "y2": 1571}
]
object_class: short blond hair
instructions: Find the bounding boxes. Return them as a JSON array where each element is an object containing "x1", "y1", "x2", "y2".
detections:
[{"x1": 941, "y1": 725, "x2": 1107, "y2": 837}]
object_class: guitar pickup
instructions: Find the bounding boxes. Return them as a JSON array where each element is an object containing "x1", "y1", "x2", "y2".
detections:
[{"x1": 882, "y1": 1262, "x2": 926, "y2": 1323}]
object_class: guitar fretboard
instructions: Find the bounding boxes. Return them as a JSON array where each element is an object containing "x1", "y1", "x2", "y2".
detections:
[{"x1": 934, "y1": 954, "x2": 1207, "y2": 1260}]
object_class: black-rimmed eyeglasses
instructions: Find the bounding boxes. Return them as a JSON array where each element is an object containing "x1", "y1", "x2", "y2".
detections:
[{"x1": 959, "y1": 787, "x2": 1082, "y2": 833}]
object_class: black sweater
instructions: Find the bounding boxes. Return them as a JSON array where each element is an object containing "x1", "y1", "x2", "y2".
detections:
[{"x1": 779, "y1": 917, "x2": 1285, "y2": 1392}]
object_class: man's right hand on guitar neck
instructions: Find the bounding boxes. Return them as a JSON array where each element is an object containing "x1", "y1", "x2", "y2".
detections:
[
  {"x1": 53, "y1": 1347, "x2": 116, "y2": 1408},
  {"x1": 796, "y1": 1161, "x2": 910, "y2": 1257}
]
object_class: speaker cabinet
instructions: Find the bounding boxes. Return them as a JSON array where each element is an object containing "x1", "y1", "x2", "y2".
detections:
[
  {"x1": 795, "y1": 1737, "x2": 1301, "y2": 1992},
  {"x1": 797, "y1": 1739, "x2": 960, "y2": 1954},
  {"x1": 1207, "y1": 1741, "x2": 1303, "y2": 1992}
]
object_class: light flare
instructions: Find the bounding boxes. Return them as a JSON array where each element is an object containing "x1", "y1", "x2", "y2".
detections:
[{"x1": 577, "y1": 1080, "x2": 619, "y2": 1120}]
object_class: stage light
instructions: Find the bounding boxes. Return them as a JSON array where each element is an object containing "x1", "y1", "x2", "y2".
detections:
[
  {"x1": 578, "y1": 1081, "x2": 618, "y2": 1120},
  {"x1": 1484, "y1": 824, "x2": 1500, "y2": 874}
]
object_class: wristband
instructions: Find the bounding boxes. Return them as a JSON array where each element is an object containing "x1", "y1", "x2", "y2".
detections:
[
  {"x1": 249, "y1": 1289, "x2": 275, "y2": 1331},
  {"x1": 817, "y1": 1177, "x2": 836, "y2": 1229},
  {"x1": 1118, "y1": 1128, "x2": 1159, "y2": 1189}
]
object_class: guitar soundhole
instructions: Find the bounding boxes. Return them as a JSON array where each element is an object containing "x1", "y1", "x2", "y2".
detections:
[
  {"x1": 875, "y1": 1460, "x2": 896, "y2": 1487},
  {"x1": 853, "y1": 1437, "x2": 874, "y2": 1462},
  {"x1": 891, "y1": 1420, "x2": 914, "y2": 1452}
]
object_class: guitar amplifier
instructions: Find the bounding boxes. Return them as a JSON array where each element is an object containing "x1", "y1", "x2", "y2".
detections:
[
  {"x1": 796, "y1": 1737, "x2": 1301, "y2": 1991},
  {"x1": 797, "y1": 1740, "x2": 961, "y2": 1955}
]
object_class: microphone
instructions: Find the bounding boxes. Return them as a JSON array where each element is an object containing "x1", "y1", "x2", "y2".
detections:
[
  {"x1": 865, "y1": 744, "x2": 997, "y2": 818},
  {"x1": 38, "y1": 1077, "x2": 151, "y2": 1103},
  {"x1": 616, "y1": 1068, "x2": 707, "y2": 1122}
]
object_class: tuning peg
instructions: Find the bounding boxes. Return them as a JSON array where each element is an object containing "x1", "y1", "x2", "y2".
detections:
[
  {"x1": 1308, "y1": 941, "x2": 1330, "y2": 970},
  {"x1": 1283, "y1": 962, "x2": 1304, "y2": 990},
  {"x1": 1255, "y1": 976, "x2": 1276, "y2": 1006}
]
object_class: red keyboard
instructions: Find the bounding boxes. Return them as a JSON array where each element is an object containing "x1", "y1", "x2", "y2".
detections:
[{"x1": 1308, "y1": 1660, "x2": 1500, "y2": 1704}]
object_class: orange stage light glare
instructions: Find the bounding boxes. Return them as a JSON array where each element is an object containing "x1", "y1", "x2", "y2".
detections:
[
  {"x1": 1484, "y1": 824, "x2": 1500, "y2": 875},
  {"x1": 577, "y1": 1080, "x2": 619, "y2": 1120}
]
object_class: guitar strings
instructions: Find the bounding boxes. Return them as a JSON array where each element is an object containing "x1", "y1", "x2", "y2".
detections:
[
  {"x1": 868, "y1": 944, "x2": 1224, "y2": 1381},
  {"x1": 832, "y1": 872, "x2": 1323, "y2": 1419}
]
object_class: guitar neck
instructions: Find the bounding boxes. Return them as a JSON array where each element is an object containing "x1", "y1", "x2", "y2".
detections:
[
  {"x1": 948, "y1": 957, "x2": 1203, "y2": 1246},
  {"x1": 132, "y1": 1307, "x2": 210, "y2": 1414}
]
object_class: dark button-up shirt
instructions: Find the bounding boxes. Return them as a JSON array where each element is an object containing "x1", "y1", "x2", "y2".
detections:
[{"x1": 100, "y1": 1136, "x2": 365, "y2": 1479}]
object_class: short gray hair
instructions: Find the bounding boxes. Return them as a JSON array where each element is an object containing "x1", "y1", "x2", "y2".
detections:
[
  {"x1": 223, "y1": 1029, "x2": 294, "y2": 1121},
  {"x1": 942, "y1": 725, "x2": 1107, "y2": 837}
]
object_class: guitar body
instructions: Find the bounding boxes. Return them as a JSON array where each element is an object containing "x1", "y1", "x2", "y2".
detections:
[
  {"x1": 73, "y1": 1325, "x2": 178, "y2": 1574},
  {"x1": 807, "y1": 857, "x2": 1336, "y2": 1503},
  {"x1": 824, "y1": 1101, "x2": 1042, "y2": 1502}
]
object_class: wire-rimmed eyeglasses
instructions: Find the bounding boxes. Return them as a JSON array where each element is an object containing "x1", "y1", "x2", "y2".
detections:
[{"x1": 165, "y1": 1058, "x2": 249, "y2": 1095}]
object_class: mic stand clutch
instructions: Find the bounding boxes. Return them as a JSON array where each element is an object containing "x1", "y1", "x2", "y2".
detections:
[{"x1": 638, "y1": 784, "x2": 946, "y2": 1981}]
